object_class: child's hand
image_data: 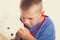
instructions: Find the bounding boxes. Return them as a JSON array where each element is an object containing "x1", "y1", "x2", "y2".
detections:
[{"x1": 18, "y1": 27, "x2": 37, "y2": 40}]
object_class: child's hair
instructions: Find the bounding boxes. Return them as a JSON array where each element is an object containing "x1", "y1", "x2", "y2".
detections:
[{"x1": 20, "y1": 0, "x2": 42, "y2": 11}]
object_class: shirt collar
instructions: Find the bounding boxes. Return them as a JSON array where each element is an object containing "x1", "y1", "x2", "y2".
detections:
[{"x1": 28, "y1": 22, "x2": 41, "y2": 32}]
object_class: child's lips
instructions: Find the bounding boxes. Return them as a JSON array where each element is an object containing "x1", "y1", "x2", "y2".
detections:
[
  {"x1": 24, "y1": 24, "x2": 28, "y2": 27},
  {"x1": 24, "y1": 24, "x2": 31, "y2": 28}
]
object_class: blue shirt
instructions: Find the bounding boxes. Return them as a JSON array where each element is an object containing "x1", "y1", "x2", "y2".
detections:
[{"x1": 19, "y1": 16, "x2": 55, "y2": 40}]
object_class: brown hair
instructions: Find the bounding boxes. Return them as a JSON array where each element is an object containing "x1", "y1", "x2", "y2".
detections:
[{"x1": 20, "y1": 0, "x2": 42, "y2": 11}]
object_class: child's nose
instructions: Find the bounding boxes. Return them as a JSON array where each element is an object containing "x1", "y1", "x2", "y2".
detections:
[{"x1": 24, "y1": 19, "x2": 30, "y2": 25}]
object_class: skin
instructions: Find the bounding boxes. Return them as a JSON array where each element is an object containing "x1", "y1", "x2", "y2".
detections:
[{"x1": 14, "y1": 1, "x2": 44, "y2": 40}]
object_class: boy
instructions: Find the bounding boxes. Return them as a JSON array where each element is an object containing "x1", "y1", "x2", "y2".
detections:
[{"x1": 14, "y1": 0, "x2": 55, "y2": 40}]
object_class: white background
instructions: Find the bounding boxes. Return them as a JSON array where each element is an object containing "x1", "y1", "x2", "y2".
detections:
[{"x1": 0, "y1": 0, "x2": 60, "y2": 40}]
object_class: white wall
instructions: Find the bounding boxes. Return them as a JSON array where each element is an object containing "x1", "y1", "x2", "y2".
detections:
[{"x1": 0, "y1": 0, "x2": 60, "y2": 40}]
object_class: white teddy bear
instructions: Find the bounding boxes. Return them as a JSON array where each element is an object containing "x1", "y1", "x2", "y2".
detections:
[
  {"x1": 0, "y1": 13, "x2": 23, "y2": 40},
  {"x1": 0, "y1": 0, "x2": 22, "y2": 40}
]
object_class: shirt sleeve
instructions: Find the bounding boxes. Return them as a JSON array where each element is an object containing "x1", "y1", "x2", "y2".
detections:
[{"x1": 37, "y1": 22, "x2": 55, "y2": 40}]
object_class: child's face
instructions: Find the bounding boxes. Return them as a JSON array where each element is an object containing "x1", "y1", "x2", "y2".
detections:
[{"x1": 20, "y1": 3, "x2": 42, "y2": 28}]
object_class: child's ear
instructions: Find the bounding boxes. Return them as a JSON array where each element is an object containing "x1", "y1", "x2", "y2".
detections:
[
  {"x1": 40, "y1": 11, "x2": 44, "y2": 16},
  {"x1": 40, "y1": 13, "x2": 42, "y2": 16},
  {"x1": 40, "y1": 11, "x2": 42, "y2": 16}
]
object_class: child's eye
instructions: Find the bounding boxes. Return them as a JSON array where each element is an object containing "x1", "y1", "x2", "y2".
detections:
[{"x1": 29, "y1": 18, "x2": 33, "y2": 20}]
